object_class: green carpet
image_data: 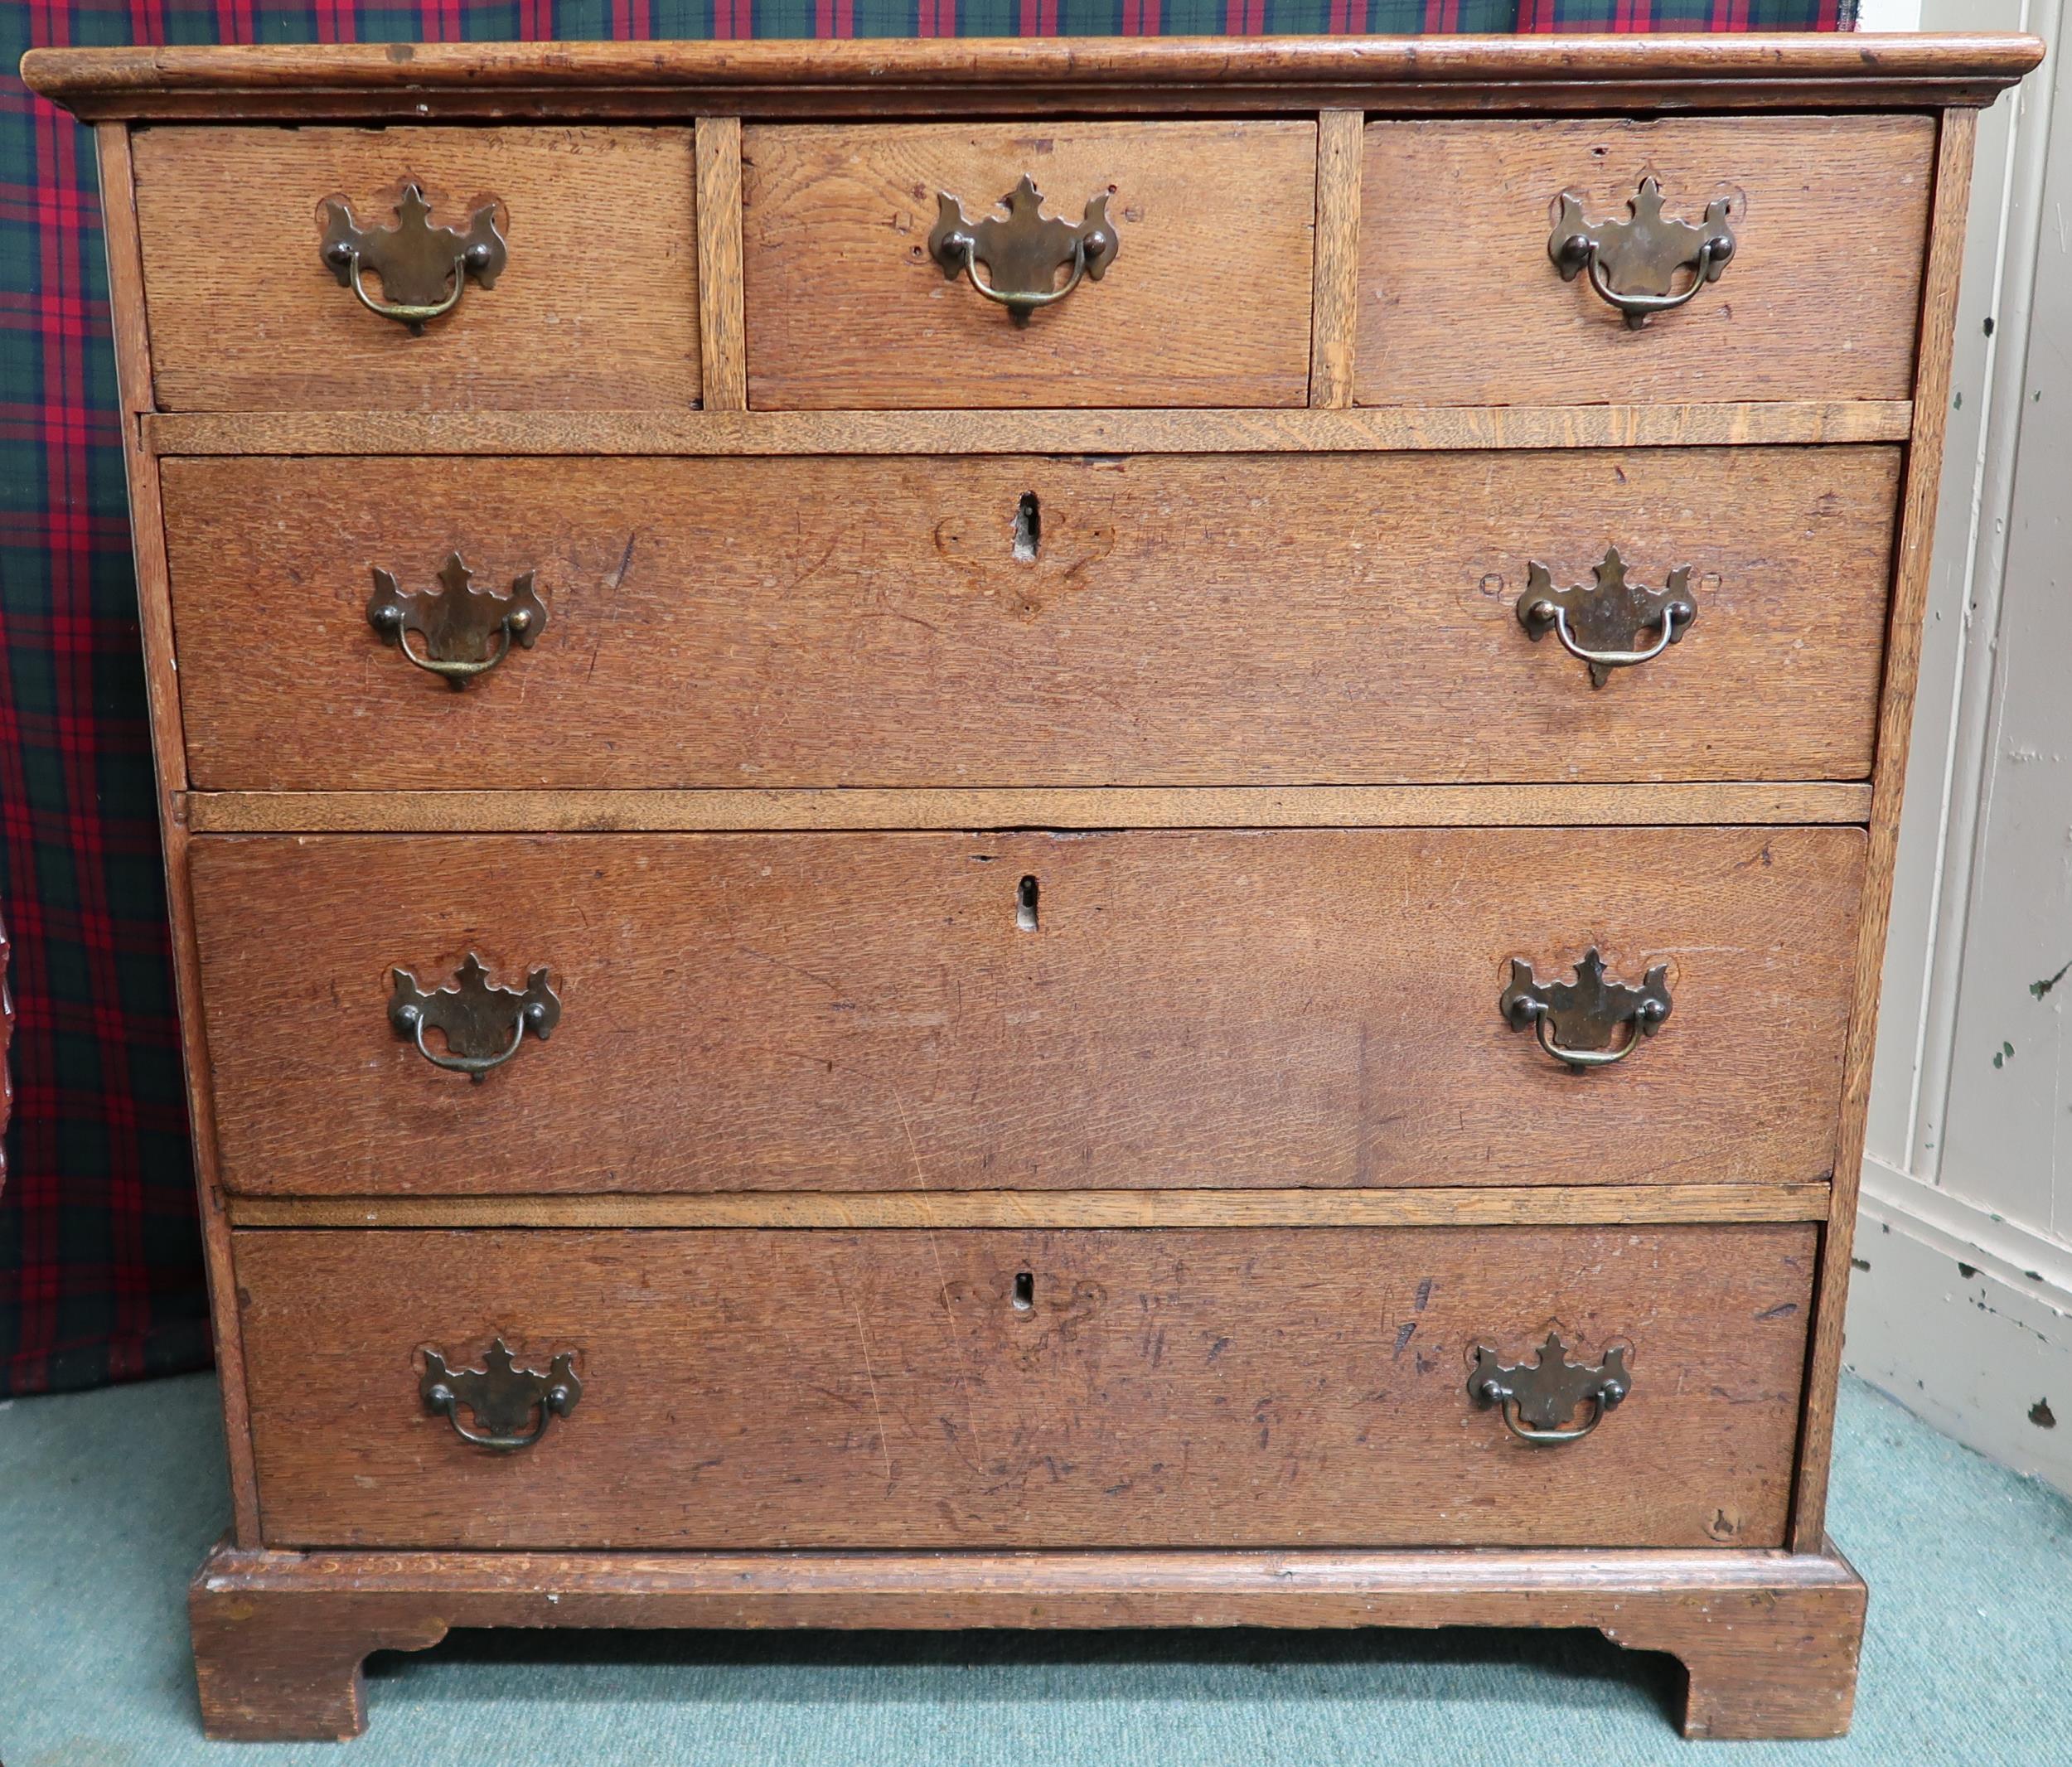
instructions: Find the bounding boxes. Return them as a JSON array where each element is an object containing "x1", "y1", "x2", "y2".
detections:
[{"x1": 2, "y1": 1372, "x2": 2067, "y2": 1766}]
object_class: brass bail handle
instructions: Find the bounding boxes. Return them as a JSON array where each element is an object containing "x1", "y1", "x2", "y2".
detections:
[
  {"x1": 318, "y1": 182, "x2": 508, "y2": 333},
  {"x1": 421, "y1": 1340, "x2": 582, "y2": 1452},
  {"x1": 1516, "y1": 547, "x2": 1697, "y2": 690},
  {"x1": 1500, "y1": 948, "x2": 1672, "y2": 1071},
  {"x1": 952, "y1": 230, "x2": 1092, "y2": 316},
  {"x1": 927, "y1": 175, "x2": 1120, "y2": 326},
  {"x1": 389, "y1": 954, "x2": 561, "y2": 1082},
  {"x1": 337, "y1": 251, "x2": 468, "y2": 328},
  {"x1": 1469, "y1": 1334, "x2": 1632, "y2": 1445},
  {"x1": 1549, "y1": 174, "x2": 1736, "y2": 331},
  {"x1": 366, "y1": 553, "x2": 548, "y2": 690}
]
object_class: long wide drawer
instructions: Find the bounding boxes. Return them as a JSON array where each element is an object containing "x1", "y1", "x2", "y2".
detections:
[
  {"x1": 160, "y1": 448, "x2": 1899, "y2": 792},
  {"x1": 237, "y1": 1224, "x2": 1817, "y2": 1551},
  {"x1": 190, "y1": 826, "x2": 1863, "y2": 1197}
]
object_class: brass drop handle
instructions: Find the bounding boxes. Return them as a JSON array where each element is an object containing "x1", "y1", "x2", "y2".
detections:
[
  {"x1": 421, "y1": 1339, "x2": 581, "y2": 1452},
  {"x1": 1517, "y1": 547, "x2": 1696, "y2": 690},
  {"x1": 318, "y1": 182, "x2": 507, "y2": 334},
  {"x1": 337, "y1": 254, "x2": 467, "y2": 327},
  {"x1": 927, "y1": 175, "x2": 1119, "y2": 327},
  {"x1": 951, "y1": 234, "x2": 1093, "y2": 314},
  {"x1": 1470, "y1": 1334, "x2": 1630, "y2": 1445},
  {"x1": 1549, "y1": 175, "x2": 1735, "y2": 331},
  {"x1": 367, "y1": 553, "x2": 547, "y2": 690},
  {"x1": 390, "y1": 954, "x2": 560, "y2": 1082},
  {"x1": 1501, "y1": 948, "x2": 1671, "y2": 1071}
]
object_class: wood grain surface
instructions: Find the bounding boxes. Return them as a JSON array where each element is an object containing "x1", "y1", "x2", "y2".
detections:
[
  {"x1": 159, "y1": 448, "x2": 1899, "y2": 792},
  {"x1": 133, "y1": 126, "x2": 700, "y2": 411},
  {"x1": 145, "y1": 401, "x2": 1915, "y2": 456},
  {"x1": 235, "y1": 1223, "x2": 1816, "y2": 1552},
  {"x1": 188, "y1": 827, "x2": 1863, "y2": 1197},
  {"x1": 741, "y1": 121, "x2": 1314, "y2": 409},
  {"x1": 1358, "y1": 116, "x2": 1935, "y2": 408},
  {"x1": 223, "y1": 1181, "x2": 1834, "y2": 1229},
  {"x1": 180, "y1": 783, "x2": 1876, "y2": 834},
  {"x1": 96, "y1": 123, "x2": 266, "y2": 1546},
  {"x1": 1309, "y1": 109, "x2": 1363, "y2": 409},
  {"x1": 694, "y1": 118, "x2": 748, "y2": 412},
  {"x1": 1794, "y1": 109, "x2": 1979, "y2": 1552},
  {"x1": 188, "y1": 1537, "x2": 1867, "y2": 1742}
]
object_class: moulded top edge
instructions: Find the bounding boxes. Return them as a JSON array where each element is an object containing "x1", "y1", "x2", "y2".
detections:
[{"x1": 19, "y1": 32, "x2": 2046, "y2": 121}]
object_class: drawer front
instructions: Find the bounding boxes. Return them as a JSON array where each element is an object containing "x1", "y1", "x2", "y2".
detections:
[
  {"x1": 191, "y1": 827, "x2": 1861, "y2": 1197},
  {"x1": 133, "y1": 127, "x2": 700, "y2": 410},
  {"x1": 161, "y1": 448, "x2": 1898, "y2": 792},
  {"x1": 1357, "y1": 115, "x2": 1934, "y2": 407},
  {"x1": 238, "y1": 1224, "x2": 1815, "y2": 1551},
  {"x1": 740, "y1": 122, "x2": 1315, "y2": 409}
]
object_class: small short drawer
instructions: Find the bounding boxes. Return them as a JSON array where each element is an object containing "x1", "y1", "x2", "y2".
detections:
[
  {"x1": 1356, "y1": 115, "x2": 1934, "y2": 407},
  {"x1": 188, "y1": 826, "x2": 1862, "y2": 1198},
  {"x1": 235, "y1": 1223, "x2": 1816, "y2": 1551},
  {"x1": 740, "y1": 121, "x2": 1316, "y2": 409},
  {"x1": 132, "y1": 126, "x2": 700, "y2": 410},
  {"x1": 159, "y1": 446, "x2": 1899, "y2": 792}
]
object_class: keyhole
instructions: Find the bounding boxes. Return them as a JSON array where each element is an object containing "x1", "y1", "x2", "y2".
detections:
[
  {"x1": 1013, "y1": 1270, "x2": 1035, "y2": 1311},
  {"x1": 1011, "y1": 491, "x2": 1041, "y2": 562},
  {"x1": 1016, "y1": 874, "x2": 1039, "y2": 932}
]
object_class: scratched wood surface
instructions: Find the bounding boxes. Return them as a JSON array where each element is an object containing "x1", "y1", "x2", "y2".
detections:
[
  {"x1": 1357, "y1": 116, "x2": 1935, "y2": 408},
  {"x1": 740, "y1": 121, "x2": 1315, "y2": 409},
  {"x1": 189, "y1": 827, "x2": 1863, "y2": 1197},
  {"x1": 235, "y1": 1223, "x2": 1815, "y2": 1552},
  {"x1": 159, "y1": 448, "x2": 1899, "y2": 792},
  {"x1": 133, "y1": 126, "x2": 700, "y2": 411}
]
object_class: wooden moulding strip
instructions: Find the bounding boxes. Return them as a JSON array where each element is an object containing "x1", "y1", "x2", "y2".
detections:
[
  {"x1": 182, "y1": 782, "x2": 1875, "y2": 835},
  {"x1": 142, "y1": 402, "x2": 1915, "y2": 459},
  {"x1": 22, "y1": 34, "x2": 2045, "y2": 122},
  {"x1": 190, "y1": 1536, "x2": 1867, "y2": 1740},
  {"x1": 1789, "y1": 107, "x2": 1980, "y2": 1553},
  {"x1": 225, "y1": 1183, "x2": 1833, "y2": 1231},
  {"x1": 95, "y1": 123, "x2": 264, "y2": 1547}
]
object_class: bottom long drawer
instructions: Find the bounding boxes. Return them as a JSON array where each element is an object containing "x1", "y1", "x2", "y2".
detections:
[{"x1": 237, "y1": 1223, "x2": 1814, "y2": 1552}]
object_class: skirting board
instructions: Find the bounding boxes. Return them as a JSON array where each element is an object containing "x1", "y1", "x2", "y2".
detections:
[{"x1": 1846, "y1": 1156, "x2": 2072, "y2": 1498}]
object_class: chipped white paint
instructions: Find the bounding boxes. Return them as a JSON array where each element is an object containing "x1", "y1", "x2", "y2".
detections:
[
  {"x1": 1855, "y1": 0, "x2": 1924, "y2": 27},
  {"x1": 1851, "y1": 0, "x2": 2072, "y2": 1498}
]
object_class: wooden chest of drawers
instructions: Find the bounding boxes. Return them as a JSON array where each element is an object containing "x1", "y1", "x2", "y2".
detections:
[{"x1": 24, "y1": 29, "x2": 2041, "y2": 1744}]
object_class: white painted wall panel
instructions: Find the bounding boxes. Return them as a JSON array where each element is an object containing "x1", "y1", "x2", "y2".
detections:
[{"x1": 1847, "y1": 1, "x2": 2072, "y2": 1495}]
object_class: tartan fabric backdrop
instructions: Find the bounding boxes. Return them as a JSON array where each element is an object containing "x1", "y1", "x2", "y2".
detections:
[{"x1": 1, "y1": 0, "x2": 1855, "y2": 1396}]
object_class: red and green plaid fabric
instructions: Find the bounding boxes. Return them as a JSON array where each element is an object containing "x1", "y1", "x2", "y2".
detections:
[{"x1": 0, "y1": 0, "x2": 1855, "y2": 1397}]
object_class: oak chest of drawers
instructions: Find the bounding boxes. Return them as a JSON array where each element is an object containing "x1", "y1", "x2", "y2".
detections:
[{"x1": 24, "y1": 29, "x2": 2041, "y2": 1743}]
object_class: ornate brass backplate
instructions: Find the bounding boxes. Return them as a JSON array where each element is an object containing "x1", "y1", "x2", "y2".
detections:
[
  {"x1": 318, "y1": 181, "x2": 507, "y2": 332},
  {"x1": 366, "y1": 552, "x2": 546, "y2": 688},
  {"x1": 420, "y1": 1339, "x2": 581, "y2": 1451},
  {"x1": 927, "y1": 175, "x2": 1119, "y2": 326},
  {"x1": 389, "y1": 954, "x2": 560, "y2": 1082},
  {"x1": 1548, "y1": 174, "x2": 1735, "y2": 329},
  {"x1": 1517, "y1": 546, "x2": 1696, "y2": 688},
  {"x1": 1469, "y1": 1332, "x2": 1631, "y2": 1444},
  {"x1": 1501, "y1": 947, "x2": 1672, "y2": 1070}
]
